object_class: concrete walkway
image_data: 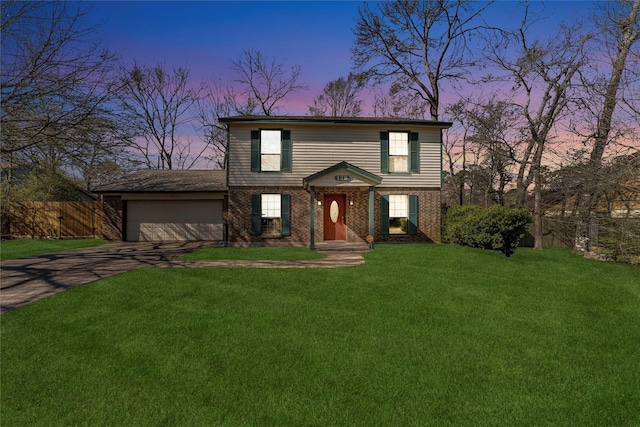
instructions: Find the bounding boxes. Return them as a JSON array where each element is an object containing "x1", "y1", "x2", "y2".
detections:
[{"x1": 0, "y1": 242, "x2": 365, "y2": 314}]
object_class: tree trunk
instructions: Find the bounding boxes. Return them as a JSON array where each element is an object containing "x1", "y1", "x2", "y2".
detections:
[
  {"x1": 573, "y1": 0, "x2": 640, "y2": 252},
  {"x1": 533, "y1": 166, "x2": 544, "y2": 250}
]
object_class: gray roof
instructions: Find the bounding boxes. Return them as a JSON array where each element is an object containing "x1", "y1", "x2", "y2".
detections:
[
  {"x1": 219, "y1": 115, "x2": 453, "y2": 128},
  {"x1": 94, "y1": 169, "x2": 227, "y2": 193}
]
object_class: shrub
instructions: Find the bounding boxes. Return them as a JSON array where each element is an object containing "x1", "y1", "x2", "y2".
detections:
[{"x1": 445, "y1": 205, "x2": 532, "y2": 257}]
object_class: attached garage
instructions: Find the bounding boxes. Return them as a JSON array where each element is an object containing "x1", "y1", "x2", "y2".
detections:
[
  {"x1": 126, "y1": 200, "x2": 223, "y2": 241},
  {"x1": 95, "y1": 170, "x2": 228, "y2": 242}
]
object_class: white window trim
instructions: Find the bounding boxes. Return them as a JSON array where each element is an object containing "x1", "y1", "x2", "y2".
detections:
[
  {"x1": 388, "y1": 131, "x2": 409, "y2": 173},
  {"x1": 261, "y1": 130, "x2": 282, "y2": 172}
]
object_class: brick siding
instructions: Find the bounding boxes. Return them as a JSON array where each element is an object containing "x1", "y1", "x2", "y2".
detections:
[
  {"x1": 373, "y1": 187, "x2": 441, "y2": 243},
  {"x1": 227, "y1": 186, "x2": 309, "y2": 245},
  {"x1": 227, "y1": 186, "x2": 441, "y2": 245}
]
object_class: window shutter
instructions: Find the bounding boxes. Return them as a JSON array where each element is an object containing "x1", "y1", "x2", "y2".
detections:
[
  {"x1": 408, "y1": 194, "x2": 418, "y2": 235},
  {"x1": 380, "y1": 132, "x2": 389, "y2": 173},
  {"x1": 410, "y1": 132, "x2": 419, "y2": 172},
  {"x1": 380, "y1": 194, "x2": 389, "y2": 234},
  {"x1": 251, "y1": 130, "x2": 260, "y2": 172},
  {"x1": 281, "y1": 194, "x2": 291, "y2": 236},
  {"x1": 251, "y1": 194, "x2": 261, "y2": 235},
  {"x1": 281, "y1": 130, "x2": 291, "y2": 172}
]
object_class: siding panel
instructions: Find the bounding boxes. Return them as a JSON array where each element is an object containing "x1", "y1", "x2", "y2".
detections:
[{"x1": 228, "y1": 123, "x2": 442, "y2": 188}]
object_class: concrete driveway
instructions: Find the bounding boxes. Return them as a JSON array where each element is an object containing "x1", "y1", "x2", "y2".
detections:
[{"x1": 0, "y1": 242, "x2": 213, "y2": 314}]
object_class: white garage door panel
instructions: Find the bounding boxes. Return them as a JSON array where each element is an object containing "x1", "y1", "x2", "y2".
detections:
[{"x1": 127, "y1": 200, "x2": 223, "y2": 241}]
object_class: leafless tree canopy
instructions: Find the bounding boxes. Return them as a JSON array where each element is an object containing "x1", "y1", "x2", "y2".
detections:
[
  {"x1": 117, "y1": 63, "x2": 205, "y2": 170},
  {"x1": 372, "y1": 84, "x2": 430, "y2": 120},
  {"x1": 570, "y1": 0, "x2": 640, "y2": 251},
  {"x1": 1, "y1": 1, "x2": 117, "y2": 156},
  {"x1": 0, "y1": 0, "x2": 132, "y2": 196},
  {"x1": 193, "y1": 78, "x2": 234, "y2": 169},
  {"x1": 308, "y1": 74, "x2": 364, "y2": 117},
  {"x1": 231, "y1": 49, "x2": 307, "y2": 116},
  {"x1": 352, "y1": 0, "x2": 493, "y2": 120}
]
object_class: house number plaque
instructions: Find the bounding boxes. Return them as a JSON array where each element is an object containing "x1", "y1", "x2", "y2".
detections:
[{"x1": 334, "y1": 175, "x2": 351, "y2": 181}]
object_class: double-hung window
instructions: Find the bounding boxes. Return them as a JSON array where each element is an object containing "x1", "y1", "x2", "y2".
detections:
[
  {"x1": 251, "y1": 194, "x2": 291, "y2": 236},
  {"x1": 380, "y1": 131, "x2": 419, "y2": 173},
  {"x1": 380, "y1": 194, "x2": 418, "y2": 235},
  {"x1": 389, "y1": 195, "x2": 409, "y2": 234},
  {"x1": 260, "y1": 130, "x2": 281, "y2": 171},
  {"x1": 251, "y1": 129, "x2": 292, "y2": 172},
  {"x1": 261, "y1": 194, "x2": 281, "y2": 235},
  {"x1": 389, "y1": 132, "x2": 409, "y2": 172}
]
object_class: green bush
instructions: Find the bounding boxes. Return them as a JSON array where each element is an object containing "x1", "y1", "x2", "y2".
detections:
[{"x1": 445, "y1": 205, "x2": 532, "y2": 257}]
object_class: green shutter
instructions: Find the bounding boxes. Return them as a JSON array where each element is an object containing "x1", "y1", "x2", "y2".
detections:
[
  {"x1": 380, "y1": 131, "x2": 389, "y2": 173},
  {"x1": 410, "y1": 132, "x2": 419, "y2": 172},
  {"x1": 408, "y1": 194, "x2": 418, "y2": 235},
  {"x1": 251, "y1": 130, "x2": 260, "y2": 172},
  {"x1": 380, "y1": 194, "x2": 389, "y2": 234},
  {"x1": 281, "y1": 194, "x2": 291, "y2": 236},
  {"x1": 281, "y1": 130, "x2": 291, "y2": 172},
  {"x1": 251, "y1": 194, "x2": 261, "y2": 235}
]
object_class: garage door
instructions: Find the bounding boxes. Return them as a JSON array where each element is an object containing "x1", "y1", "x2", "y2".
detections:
[{"x1": 126, "y1": 200, "x2": 223, "y2": 241}]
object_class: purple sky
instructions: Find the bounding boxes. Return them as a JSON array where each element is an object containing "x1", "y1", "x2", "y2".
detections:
[{"x1": 87, "y1": 1, "x2": 596, "y2": 115}]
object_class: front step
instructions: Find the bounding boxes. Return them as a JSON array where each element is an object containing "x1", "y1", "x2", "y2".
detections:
[{"x1": 313, "y1": 241, "x2": 370, "y2": 252}]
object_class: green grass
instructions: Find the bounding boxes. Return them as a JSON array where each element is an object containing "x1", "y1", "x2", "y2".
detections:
[
  {"x1": 178, "y1": 246, "x2": 326, "y2": 261},
  {"x1": 0, "y1": 238, "x2": 111, "y2": 261},
  {"x1": 2, "y1": 245, "x2": 639, "y2": 426}
]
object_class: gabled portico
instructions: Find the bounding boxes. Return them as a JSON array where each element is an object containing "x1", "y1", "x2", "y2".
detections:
[{"x1": 303, "y1": 161, "x2": 382, "y2": 249}]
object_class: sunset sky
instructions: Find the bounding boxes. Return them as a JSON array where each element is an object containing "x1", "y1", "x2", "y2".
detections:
[{"x1": 87, "y1": 1, "x2": 597, "y2": 116}]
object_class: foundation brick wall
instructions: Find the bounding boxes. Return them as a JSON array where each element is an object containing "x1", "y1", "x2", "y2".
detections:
[
  {"x1": 102, "y1": 196, "x2": 123, "y2": 241},
  {"x1": 373, "y1": 187, "x2": 441, "y2": 243},
  {"x1": 227, "y1": 186, "x2": 310, "y2": 245},
  {"x1": 228, "y1": 186, "x2": 441, "y2": 245}
]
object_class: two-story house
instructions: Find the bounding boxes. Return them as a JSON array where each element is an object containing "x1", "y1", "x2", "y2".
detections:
[
  {"x1": 221, "y1": 115, "x2": 452, "y2": 247},
  {"x1": 96, "y1": 115, "x2": 452, "y2": 246}
]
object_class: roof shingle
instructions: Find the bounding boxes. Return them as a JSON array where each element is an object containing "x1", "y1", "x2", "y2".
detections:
[{"x1": 94, "y1": 170, "x2": 227, "y2": 193}]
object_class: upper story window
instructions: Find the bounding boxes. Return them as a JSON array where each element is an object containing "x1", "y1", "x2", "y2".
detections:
[
  {"x1": 260, "y1": 130, "x2": 281, "y2": 171},
  {"x1": 380, "y1": 131, "x2": 419, "y2": 174},
  {"x1": 389, "y1": 132, "x2": 409, "y2": 172},
  {"x1": 251, "y1": 129, "x2": 291, "y2": 172}
]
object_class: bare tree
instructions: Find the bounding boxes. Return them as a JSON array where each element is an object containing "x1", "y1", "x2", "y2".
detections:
[
  {"x1": 1, "y1": 1, "x2": 117, "y2": 158},
  {"x1": 308, "y1": 74, "x2": 364, "y2": 117},
  {"x1": 464, "y1": 100, "x2": 519, "y2": 207},
  {"x1": 571, "y1": 0, "x2": 640, "y2": 252},
  {"x1": 68, "y1": 116, "x2": 139, "y2": 191},
  {"x1": 193, "y1": 78, "x2": 233, "y2": 169},
  {"x1": 372, "y1": 85, "x2": 430, "y2": 119},
  {"x1": 442, "y1": 98, "x2": 520, "y2": 207},
  {"x1": 352, "y1": 0, "x2": 493, "y2": 120},
  {"x1": 483, "y1": 8, "x2": 591, "y2": 249},
  {"x1": 231, "y1": 49, "x2": 307, "y2": 116},
  {"x1": 0, "y1": 0, "x2": 129, "y2": 231},
  {"x1": 117, "y1": 63, "x2": 204, "y2": 170}
]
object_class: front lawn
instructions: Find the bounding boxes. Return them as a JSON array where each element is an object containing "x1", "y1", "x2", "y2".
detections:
[
  {"x1": 0, "y1": 238, "x2": 111, "y2": 261},
  {"x1": 2, "y1": 245, "x2": 639, "y2": 426}
]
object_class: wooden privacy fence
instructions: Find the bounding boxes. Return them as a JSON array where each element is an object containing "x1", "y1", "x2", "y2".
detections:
[
  {"x1": 8, "y1": 201, "x2": 103, "y2": 239},
  {"x1": 520, "y1": 217, "x2": 576, "y2": 248}
]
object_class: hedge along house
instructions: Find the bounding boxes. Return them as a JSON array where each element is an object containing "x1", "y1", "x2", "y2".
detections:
[{"x1": 220, "y1": 115, "x2": 452, "y2": 248}]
